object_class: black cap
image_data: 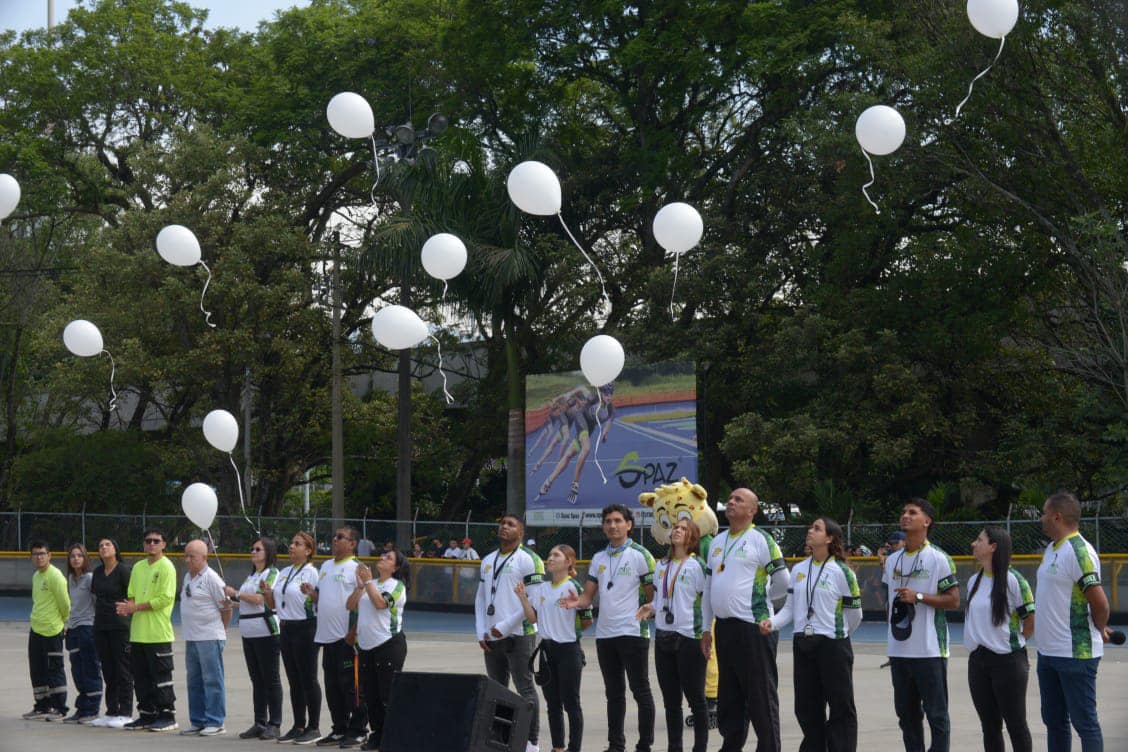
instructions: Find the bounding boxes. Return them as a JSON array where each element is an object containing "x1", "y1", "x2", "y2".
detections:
[{"x1": 890, "y1": 600, "x2": 915, "y2": 641}]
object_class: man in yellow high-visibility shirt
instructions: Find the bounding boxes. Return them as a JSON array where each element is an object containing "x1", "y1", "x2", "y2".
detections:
[{"x1": 23, "y1": 539, "x2": 70, "y2": 721}]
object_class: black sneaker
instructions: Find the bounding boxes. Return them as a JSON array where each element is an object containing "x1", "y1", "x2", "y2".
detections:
[
  {"x1": 261, "y1": 725, "x2": 281, "y2": 741},
  {"x1": 22, "y1": 709, "x2": 50, "y2": 720},
  {"x1": 241, "y1": 724, "x2": 266, "y2": 739},
  {"x1": 278, "y1": 726, "x2": 305, "y2": 742},
  {"x1": 361, "y1": 735, "x2": 380, "y2": 751},
  {"x1": 125, "y1": 717, "x2": 153, "y2": 730},
  {"x1": 315, "y1": 734, "x2": 344, "y2": 747},
  {"x1": 338, "y1": 736, "x2": 364, "y2": 749},
  {"x1": 294, "y1": 729, "x2": 324, "y2": 745},
  {"x1": 148, "y1": 718, "x2": 179, "y2": 732}
]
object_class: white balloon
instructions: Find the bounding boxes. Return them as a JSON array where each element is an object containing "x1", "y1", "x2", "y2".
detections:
[
  {"x1": 506, "y1": 161, "x2": 562, "y2": 216},
  {"x1": 580, "y1": 334, "x2": 625, "y2": 387},
  {"x1": 0, "y1": 174, "x2": 20, "y2": 220},
  {"x1": 63, "y1": 319, "x2": 104, "y2": 357},
  {"x1": 653, "y1": 203, "x2": 704, "y2": 255},
  {"x1": 371, "y1": 304, "x2": 429, "y2": 350},
  {"x1": 181, "y1": 482, "x2": 218, "y2": 529},
  {"x1": 421, "y1": 233, "x2": 468, "y2": 281},
  {"x1": 967, "y1": 0, "x2": 1019, "y2": 39},
  {"x1": 855, "y1": 105, "x2": 906, "y2": 156},
  {"x1": 326, "y1": 92, "x2": 375, "y2": 139},
  {"x1": 155, "y1": 224, "x2": 202, "y2": 267},
  {"x1": 202, "y1": 409, "x2": 239, "y2": 453}
]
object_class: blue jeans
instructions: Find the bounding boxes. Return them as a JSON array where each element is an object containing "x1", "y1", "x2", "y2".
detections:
[
  {"x1": 185, "y1": 640, "x2": 226, "y2": 727},
  {"x1": 65, "y1": 625, "x2": 104, "y2": 716},
  {"x1": 1037, "y1": 653, "x2": 1102, "y2": 752}
]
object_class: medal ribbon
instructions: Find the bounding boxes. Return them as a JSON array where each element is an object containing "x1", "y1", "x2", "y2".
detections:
[
  {"x1": 487, "y1": 548, "x2": 520, "y2": 613},
  {"x1": 804, "y1": 556, "x2": 831, "y2": 621},
  {"x1": 719, "y1": 524, "x2": 753, "y2": 572},
  {"x1": 661, "y1": 556, "x2": 688, "y2": 612}
]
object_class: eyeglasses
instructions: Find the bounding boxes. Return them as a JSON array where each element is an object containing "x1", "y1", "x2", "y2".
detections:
[
  {"x1": 251, "y1": 547, "x2": 264, "y2": 552},
  {"x1": 144, "y1": 538, "x2": 163, "y2": 545},
  {"x1": 333, "y1": 533, "x2": 353, "y2": 541}
]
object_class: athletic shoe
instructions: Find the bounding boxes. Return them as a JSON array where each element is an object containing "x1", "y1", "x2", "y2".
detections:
[
  {"x1": 77, "y1": 714, "x2": 100, "y2": 725},
  {"x1": 180, "y1": 726, "x2": 204, "y2": 735},
  {"x1": 22, "y1": 709, "x2": 50, "y2": 720},
  {"x1": 240, "y1": 723, "x2": 266, "y2": 739},
  {"x1": 148, "y1": 718, "x2": 179, "y2": 732},
  {"x1": 294, "y1": 729, "x2": 324, "y2": 745},
  {"x1": 261, "y1": 725, "x2": 281, "y2": 741},
  {"x1": 43, "y1": 709, "x2": 66, "y2": 722},
  {"x1": 338, "y1": 736, "x2": 364, "y2": 749},
  {"x1": 525, "y1": 743, "x2": 540, "y2": 752},
  {"x1": 124, "y1": 717, "x2": 152, "y2": 730},
  {"x1": 566, "y1": 480, "x2": 580, "y2": 504},
  {"x1": 106, "y1": 715, "x2": 132, "y2": 729},
  {"x1": 63, "y1": 712, "x2": 84, "y2": 724},
  {"x1": 315, "y1": 734, "x2": 344, "y2": 747},
  {"x1": 361, "y1": 736, "x2": 380, "y2": 752},
  {"x1": 200, "y1": 726, "x2": 227, "y2": 736},
  {"x1": 278, "y1": 726, "x2": 305, "y2": 742},
  {"x1": 89, "y1": 716, "x2": 110, "y2": 727}
]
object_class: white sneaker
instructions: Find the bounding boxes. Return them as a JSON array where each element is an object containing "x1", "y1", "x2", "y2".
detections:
[
  {"x1": 105, "y1": 716, "x2": 130, "y2": 729},
  {"x1": 89, "y1": 716, "x2": 109, "y2": 727},
  {"x1": 200, "y1": 726, "x2": 226, "y2": 736},
  {"x1": 525, "y1": 743, "x2": 540, "y2": 752}
]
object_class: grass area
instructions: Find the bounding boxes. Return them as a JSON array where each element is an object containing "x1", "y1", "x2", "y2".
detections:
[{"x1": 619, "y1": 409, "x2": 696, "y2": 424}]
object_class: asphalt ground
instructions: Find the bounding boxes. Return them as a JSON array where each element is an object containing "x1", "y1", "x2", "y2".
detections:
[{"x1": 1, "y1": 615, "x2": 1126, "y2": 751}]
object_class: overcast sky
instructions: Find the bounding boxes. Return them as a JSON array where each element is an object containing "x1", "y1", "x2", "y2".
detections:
[{"x1": 2, "y1": 0, "x2": 312, "y2": 34}]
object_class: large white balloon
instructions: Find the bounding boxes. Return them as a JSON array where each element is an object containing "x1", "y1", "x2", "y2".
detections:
[
  {"x1": 507, "y1": 161, "x2": 562, "y2": 216},
  {"x1": 580, "y1": 334, "x2": 625, "y2": 387},
  {"x1": 371, "y1": 305, "x2": 429, "y2": 350},
  {"x1": 967, "y1": 0, "x2": 1019, "y2": 39},
  {"x1": 155, "y1": 224, "x2": 202, "y2": 267},
  {"x1": 855, "y1": 105, "x2": 906, "y2": 156},
  {"x1": 182, "y1": 482, "x2": 218, "y2": 529},
  {"x1": 326, "y1": 92, "x2": 375, "y2": 139},
  {"x1": 0, "y1": 174, "x2": 20, "y2": 220},
  {"x1": 653, "y1": 203, "x2": 704, "y2": 255},
  {"x1": 202, "y1": 409, "x2": 239, "y2": 453},
  {"x1": 63, "y1": 320, "x2": 104, "y2": 357},
  {"x1": 421, "y1": 233, "x2": 468, "y2": 280}
]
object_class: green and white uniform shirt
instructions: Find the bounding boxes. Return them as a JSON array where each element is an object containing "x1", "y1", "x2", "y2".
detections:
[
  {"x1": 882, "y1": 541, "x2": 958, "y2": 658},
  {"x1": 272, "y1": 562, "x2": 318, "y2": 621},
  {"x1": 237, "y1": 566, "x2": 280, "y2": 638},
  {"x1": 1036, "y1": 532, "x2": 1103, "y2": 659},
  {"x1": 357, "y1": 577, "x2": 406, "y2": 650},
  {"x1": 705, "y1": 525, "x2": 786, "y2": 624},
  {"x1": 314, "y1": 556, "x2": 359, "y2": 644},
  {"x1": 771, "y1": 556, "x2": 861, "y2": 639},
  {"x1": 529, "y1": 577, "x2": 592, "y2": 643},
  {"x1": 964, "y1": 568, "x2": 1034, "y2": 654},
  {"x1": 589, "y1": 542, "x2": 657, "y2": 639},
  {"x1": 475, "y1": 545, "x2": 545, "y2": 640},
  {"x1": 653, "y1": 555, "x2": 712, "y2": 640}
]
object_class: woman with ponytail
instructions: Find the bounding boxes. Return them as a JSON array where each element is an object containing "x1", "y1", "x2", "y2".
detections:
[{"x1": 965, "y1": 526, "x2": 1034, "y2": 752}]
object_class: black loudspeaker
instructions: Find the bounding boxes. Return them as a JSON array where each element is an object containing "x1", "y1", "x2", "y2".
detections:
[{"x1": 381, "y1": 672, "x2": 533, "y2": 752}]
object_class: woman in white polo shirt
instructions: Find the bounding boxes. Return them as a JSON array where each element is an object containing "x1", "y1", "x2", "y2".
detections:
[{"x1": 965, "y1": 526, "x2": 1034, "y2": 752}]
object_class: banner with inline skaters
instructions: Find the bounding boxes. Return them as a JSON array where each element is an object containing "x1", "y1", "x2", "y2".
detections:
[{"x1": 525, "y1": 360, "x2": 697, "y2": 526}]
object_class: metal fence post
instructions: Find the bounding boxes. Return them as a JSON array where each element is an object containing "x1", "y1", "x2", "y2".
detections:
[
  {"x1": 81, "y1": 501, "x2": 86, "y2": 545},
  {"x1": 1095, "y1": 501, "x2": 1102, "y2": 553},
  {"x1": 578, "y1": 512, "x2": 584, "y2": 560}
]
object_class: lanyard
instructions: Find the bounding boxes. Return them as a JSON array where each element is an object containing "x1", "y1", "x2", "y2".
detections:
[
  {"x1": 280, "y1": 562, "x2": 306, "y2": 610},
  {"x1": 487, "y1": 548, "x2": 520, "y2": 609},
  {"x1": 661, "y1": 557, "x2": 688, "y2": 605},
  {"x1": 604, "y1": 541, "x2": 630, "y2": 590},
  {"x1": 718, "y1": 525, "x2": 752, "y2": 573},
  {"x1": 895, "y1": 546, "x2": 925, "y2": 589},
  {"x1": 804, "y1": 557, "x2": 831, "y2": 620}
]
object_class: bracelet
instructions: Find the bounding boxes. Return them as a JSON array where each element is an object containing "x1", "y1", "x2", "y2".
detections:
[{"x1": 230, "y1": 593, "x2": 239, "y2": 603}]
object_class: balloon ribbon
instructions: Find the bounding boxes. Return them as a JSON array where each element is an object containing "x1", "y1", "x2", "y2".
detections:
[
  {"x1": 948, "y1": 36, "x2": 1007, "y2": 124},
  {"x1": 860, "y1": 148, "x2": 881, "y2": 215},
  {"x1": 429, "y1": 334, "x2": 454, "y2": 405},
  {"x1": 101, "y1": 349, "x2": 119, "y2": 412},
  {"x1": 557, "y1": 214, "x2": 612, "y2": 313},
  {"x1": 229, "y1": 454, "x2": 260, "y2": 536},
  {"x1": 204, "y1": 528, "x2": 225, "y2": 579},
  {"x1": 198, "y1": 261, "x2": 216, "y2": 328},
  {"x1": 369, "y1": 135, "x2": 382, "y2": 204},
  {"x1": 591, "y1": 389, "x2": 608, "y2": 485},
  {"x1": 669, "y1": 252, "x2": 681, "y2": 322}
]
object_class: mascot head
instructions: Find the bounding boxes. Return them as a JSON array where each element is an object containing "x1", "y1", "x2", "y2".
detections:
[{"x1": 638, "y1": 477, "x2": 719, "y2": 546}]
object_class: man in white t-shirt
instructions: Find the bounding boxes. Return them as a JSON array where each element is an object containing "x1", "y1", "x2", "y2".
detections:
[
  {"x1": 474, "y1": 514, "x2": 545, "y2": 752},
  {"x1": 459, "y1": 538, "x2": 480, "y2": 560},
  {"x1": 180, "y1": 539, "x2": 232, "y2": 736},
  {"x1": 1035, "y1": 490, "x2": 1111, "y2": 752},
  {"x1": 443, "y1": 540, "x2": 461, "y2": 559},
  {"x1": 565, "y1": 504, "x2": 656, "y2": 752},
  {"x1": 882, "y1": 498, "x2": 959, "y2": 752},
  {"x1": 310, "y1": 527, "x2": 366, "y2": 748}
]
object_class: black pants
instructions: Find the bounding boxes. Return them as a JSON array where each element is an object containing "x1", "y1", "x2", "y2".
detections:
[
  {"x1": 967, "y1": 647, "x2": 1031, "y2": 752},
  {"x1": 281, "y1": 620, "x2": 321, "y2": 730},
  {"x1": 132, "y1": 641, "x2": 175, "y2": 721},
  {"x1": 243, "y1": 635, "x2": 283, "y2": 727},
  {"x1": 889, "y1": 657, "x2": 949, "y2": 752},
  {"x1": 483, "y1": 633, "x2": 541, "y2": 745},
  {"x1": 94, "y1": 629, "x2": 133, "y2": 717},
  {"x1": 28, "y1": 629, "x2": 67, "y2": 713},
  {"x1": 654, "y1": 631, "x2": 708, "y2": 752},
  {"x1": 792, "y1": 635, "x2": 856, "y2": 752},
  {"x1": 320, "y1": 638, "x2": 366, "y2": 736},
  {"x1": 714, "y1": 617, "x2": 780, "y2": 752},
  {"x1": 359, "y1": 632, "x2": 408, "y2": 747},
  {"x1": 596, "y1": 635, "x2": 655, "y2": 752},
  {"x1": 541, "y1": 639, "x2": 584, "y2": 752}
]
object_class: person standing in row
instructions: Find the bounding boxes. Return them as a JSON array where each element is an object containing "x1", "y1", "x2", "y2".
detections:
[
  {"x1": 1035, "y1": 490, "x2": 1111, "y2": 752},
  {"x1": 63, "y1": 543, "x2": 103, "y2": 724},
  {"x1": 637, "y1": 519, "x2": 712, "y2": 752},
  {"x1": 90, "y1": 537, "x2": 133, "y2": 727},
  {"x1": 266, "y1": 531, "x2": 323, "y2": 744},
  {"x1": 117, "y1": 528, "x2": 179, "y2": 732},
  {"x1": 350, "y1": 550, "x2": 409, "y2": 751},
  {"x1": 179, "y1": 539, "x2": 231, "y2": 737},
  {"x1": 761, "y1": 517, "x2": 861, "y2": 752},
  {"x1": 309, "y1": 526, "x2": 367, "y2": 748},
  {"x1": 515, "y1": 544, "x2": 592, "y2": 752},
  {"x1": 226, "y1": 536, "x2": 282, "y2": 740},
  {"x1": 23, "y1": 539, "x2": 70, "y2": 721},
  {"x1": 705, "y1": 488, "x2": 789, "y2": 752},
  {"x1": 475, "y1": 514, "x2": 545, "y2": 752},
  {"x1": 565, "y1": 504, "x2": 657, "y2": 752},
  {"x1": 883, "y1": 499, "x2": 959, "y2": 752},
  {"x1": 964, "y1": 527, "x2": 1034, "y2": 752}
]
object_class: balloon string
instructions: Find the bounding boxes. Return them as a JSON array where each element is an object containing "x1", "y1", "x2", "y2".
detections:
[
  {"x1": 102, "y1": 349, "x2": 118, "y2": 412},
  {"x1": 860, "y1": 148, "x2": 881, "y2": 215},
  {"x1": 669, "y1": 252, "x2": 681, "y2": 322},
  {"x1": 557, "y1": 214, "x2": 612, "y2": 313},
  {"x1": 198, "y1": 261, "x2": 217, "y2": 328},
  {"x1": 229, "y1": 454, "x2": 259, "y2": 536},
  {"x1": 591, "y1": 389, "x2": 608, "y2": 485},
  {"x1": 948, "y1": 36, "x2": 1006, "y2": 124},
  {"x1": 429, "y1": 334, "x2": 454, "y2": 405},
  {"x1": 204, "y1": 528, "x2": 225, "y2": 579},
  {"x1": 369, "y1": 135, "x2": 381, "y2": 204}
]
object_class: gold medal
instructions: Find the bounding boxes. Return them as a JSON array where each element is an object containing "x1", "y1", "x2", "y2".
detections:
[{"x1": 717, "y1": 564, "x2": 725, "y2": 573}]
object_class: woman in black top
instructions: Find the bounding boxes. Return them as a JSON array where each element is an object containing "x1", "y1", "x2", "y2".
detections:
[{"x1": 89, "y1": 537, "x2": 133, "y2": 726}]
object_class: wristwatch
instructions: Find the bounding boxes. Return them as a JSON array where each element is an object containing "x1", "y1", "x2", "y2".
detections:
[{"x1": 915, "y1": 592, "x2": 924, "y2": 603}]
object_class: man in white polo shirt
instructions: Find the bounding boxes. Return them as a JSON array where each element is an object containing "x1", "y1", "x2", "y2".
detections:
[
  {"x1": 475, "y1": 514, "x2": 545, "y2": 752},
  {"x1": 179, "y1": 539, "x2": 232, "y2": 737},
  {"x1": 704, "y1": 487, "x2": 789, "y2": 752},
  {"x1": 565, "y1": 503, "x2": 656, "y2": 752},
  {"x1": 1035, "y1": 490, "x2": 1111, "y2": 752},
  {"x1": 882, "y1": 498, "x2": 959, "y2": 752}
]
